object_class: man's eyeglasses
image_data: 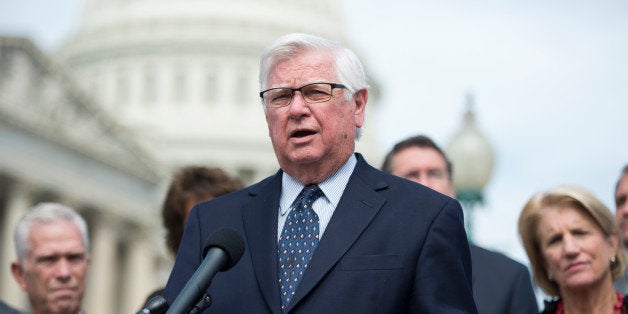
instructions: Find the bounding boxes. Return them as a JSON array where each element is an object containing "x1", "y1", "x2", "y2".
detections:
[{"x1": 259, "y1": 82, "x2": 347, "y2": 108}]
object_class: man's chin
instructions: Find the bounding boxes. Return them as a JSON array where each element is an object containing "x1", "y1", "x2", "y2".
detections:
[
  {"x1": 51, "y1": 297, "x2": 80, "y2": 314},
  {"x1": 286, "y1": 148, "x2": 322, "y2": 164}
]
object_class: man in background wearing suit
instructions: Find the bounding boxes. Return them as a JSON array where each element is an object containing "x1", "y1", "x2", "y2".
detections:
[
  {"x1": 163, "y1": 33, "x2": 477, "y2": 313},
  {"x1": 382, "y1": 134, "x2": 538, "y2": 314}
]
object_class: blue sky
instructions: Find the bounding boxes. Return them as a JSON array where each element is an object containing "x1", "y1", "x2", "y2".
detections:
[{"x1": 2, "y1": 0, "x2": 628, "y2": 267}]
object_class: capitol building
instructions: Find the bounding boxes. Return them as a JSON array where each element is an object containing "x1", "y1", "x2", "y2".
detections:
[{"x1": 0, "y1": 0, "x2": 382, "y2": 313}]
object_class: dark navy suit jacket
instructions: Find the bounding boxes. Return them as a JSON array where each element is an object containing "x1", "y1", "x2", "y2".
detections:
[
  {"x1": 0, "y1": 300, "x2": 24, "y2": 314},
  {"x1": 470, "y1": 245, "x2": 538, "y2": 314},
  {"x1": 163, "y1": 154, "x2": 477, "y2": 313}
]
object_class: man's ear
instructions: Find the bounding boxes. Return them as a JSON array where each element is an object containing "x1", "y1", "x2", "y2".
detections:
[
  {"x1": 353, "y1": 88, "x2": 368, "y2": 128},
  {"x1": 11, "y1": 262, "x2": 28, "y2": 291}
]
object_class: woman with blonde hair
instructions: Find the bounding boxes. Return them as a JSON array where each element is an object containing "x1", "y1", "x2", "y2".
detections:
[{"x1": 519, "y1": 185, "x2": 627, "y2": 313}]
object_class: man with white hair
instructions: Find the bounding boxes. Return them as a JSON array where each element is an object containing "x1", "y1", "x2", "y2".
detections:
[
  {"x1": 164, "y1": 33, "x2": 475, "y2": 313},
  {"x1": 11, "y1": 202, "x2": 90, "y2": 314}
]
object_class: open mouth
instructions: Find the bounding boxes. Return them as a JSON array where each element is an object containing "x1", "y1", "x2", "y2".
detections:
[{"x1": 292, "y1": 130, "x2": 316, "y2": 138}]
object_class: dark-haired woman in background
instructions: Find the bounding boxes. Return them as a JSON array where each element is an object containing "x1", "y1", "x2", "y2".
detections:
[{"x1": 142, "y1": 166, "x2": 243, "y2": 306}]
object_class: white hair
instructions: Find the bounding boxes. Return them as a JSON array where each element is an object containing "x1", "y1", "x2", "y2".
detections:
[
  {"x1": 13, "y1": 202, "x2": 89, "y2": 265},
  {"x1": 259, "y1": 33, "x2": 369, "y2": 139}
]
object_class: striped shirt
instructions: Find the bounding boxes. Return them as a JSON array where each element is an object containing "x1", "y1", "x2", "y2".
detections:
[{"x1": 277, "y1": 154, "x2": 357, "y2": 241}]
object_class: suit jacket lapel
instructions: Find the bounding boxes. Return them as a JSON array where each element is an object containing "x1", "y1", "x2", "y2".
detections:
[
  {"x1": 286, "y1": 156, "x2": 389, "y2": 312},
  {"x1": 242, "y1": 172, "x2": 283, "y2": 314}
]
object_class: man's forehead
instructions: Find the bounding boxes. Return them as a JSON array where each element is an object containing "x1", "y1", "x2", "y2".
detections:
[
  {"x1": 619, "y1": 174, "x2": 628, "y2": 187},
  {"x1": 28, "y1": 222, "x2": 85, "y2": 253},
  {"x1": 269, "y1": 53, "x2": 336, "y2": 86},
  {"x1": 396, "y1": 147, "x2": 447, "y2": 167}
]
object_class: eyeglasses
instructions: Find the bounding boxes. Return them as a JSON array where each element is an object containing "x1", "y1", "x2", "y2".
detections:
[{"x1": 259, "y1": 82, "x2": 347, "y2": 108}]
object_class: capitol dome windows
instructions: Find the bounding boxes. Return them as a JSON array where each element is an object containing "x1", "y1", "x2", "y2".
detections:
[
  {"x1": 115, "y1": 67, "x2": 129, "y2": 107},
  {"x1": 234, "y1": 69, "x2": 249, "y2": 105},
  {"x1": 203, "y1": 69, "x2": 217, "y2": 105},
  {"x1": 143, "y1": 66, "x2": 157, "y2": 105},
  {"x1": 172, "y1": 65, "x2": 188, "y2": 104}
]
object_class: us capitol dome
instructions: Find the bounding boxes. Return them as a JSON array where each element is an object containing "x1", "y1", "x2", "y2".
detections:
[{"x1": 57, "y1": 0, "x2": 382, "y2": 184}]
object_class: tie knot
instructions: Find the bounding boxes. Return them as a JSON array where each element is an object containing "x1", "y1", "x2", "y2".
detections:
[
  {"x1": 294, "y1": 185, "x2": 323, "y2": 210},
  {"x1": 303, "y1": 184, "x2": 323, "y2": 199},
  {"x1": 301, "y1": 184, "x2": 323, "y2": 202}
]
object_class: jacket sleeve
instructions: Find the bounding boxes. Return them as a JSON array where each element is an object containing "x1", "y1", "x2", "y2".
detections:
[{"x1": 409, "y1": 198, "x2": 478, "y2": 313}]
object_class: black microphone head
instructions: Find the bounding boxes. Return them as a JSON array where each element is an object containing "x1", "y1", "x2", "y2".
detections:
[
  {"x1": 137, "y1": 294, "x2": 168, "y2": 314},
  {"x1": 202, "y1": 228, "x2": 245, "y2": 271}
]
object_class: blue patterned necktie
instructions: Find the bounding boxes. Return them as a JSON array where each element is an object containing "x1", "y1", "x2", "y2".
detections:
[{"x1": 278, "y1": 184, "x2": 324, "y2": 311}]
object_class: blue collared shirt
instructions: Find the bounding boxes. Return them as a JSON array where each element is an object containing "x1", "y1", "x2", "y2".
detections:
[{"x1": 277, "y1": 154, "x2": 357, "y2": 241}]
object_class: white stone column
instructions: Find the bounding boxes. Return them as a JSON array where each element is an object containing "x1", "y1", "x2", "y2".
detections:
[
  {"x1": 84, "y1": 214, "x2": 117, "y2": 314},
  {"x1": 0, "y1": 181, "x2": 32, "y2": 310},
  {"x1": 120, "y1": 228, "x2": 158, "y2": 314}
]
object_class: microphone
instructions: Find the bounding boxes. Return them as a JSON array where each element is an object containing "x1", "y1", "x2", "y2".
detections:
[
  {"x1": 136, "y1": 295, "x2": 168, "y2": 314},
  {"x1": 166, "y1": 228, "x2": 245, "y2": 314}
]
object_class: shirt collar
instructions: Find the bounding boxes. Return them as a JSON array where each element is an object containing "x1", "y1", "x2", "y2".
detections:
[{"x1": 280, "y1": 154, "x2": 357, "y2": 216}]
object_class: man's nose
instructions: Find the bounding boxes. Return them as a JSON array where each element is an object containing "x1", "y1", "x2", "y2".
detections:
[
  {"x1": 54, "y1": 259, "x2": 72, "y2": 279},
  {"x1": 288, "y1": 91, "x2": 310, "y2": 114},
  {"x1": 416, "y1": 173, "x2": 431, "y2": 187},
  {"x1": 417, "y1": 177, "x2": 430, "y2": 187}
]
